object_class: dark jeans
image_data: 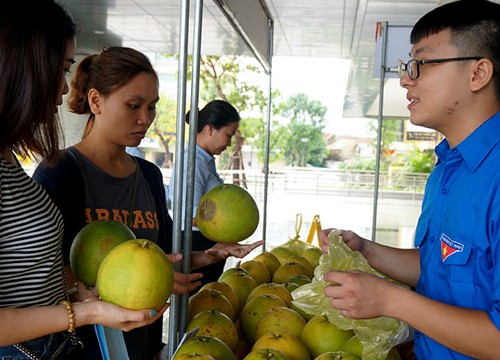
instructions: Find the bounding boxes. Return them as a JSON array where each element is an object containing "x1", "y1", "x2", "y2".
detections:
[{"x1": 0, "y1": 332, "x2": 81, "y2": 360}]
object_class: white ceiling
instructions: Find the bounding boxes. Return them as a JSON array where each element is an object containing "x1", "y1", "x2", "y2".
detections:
[{"x1": 58, "y1": 0, "x2": 474, "y2": 118}]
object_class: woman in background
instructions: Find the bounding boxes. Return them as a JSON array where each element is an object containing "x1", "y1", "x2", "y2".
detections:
[{"x1": 169, "y1": 100, "x2": 242, "y2": 288}]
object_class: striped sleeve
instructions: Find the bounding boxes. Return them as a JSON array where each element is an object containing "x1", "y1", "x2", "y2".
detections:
[{"x1": 0, "y1": 159, "x2": 66, "y2": 307}]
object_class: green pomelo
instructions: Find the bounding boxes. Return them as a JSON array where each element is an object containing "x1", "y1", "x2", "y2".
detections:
[
  {"x1": 240, "y1": 260, "x2": 271, "y2": 285},
  {"x1": 188, "y1": 288, "x2": 236, "y2": 322},
  {"x1": 247, "y1": 283, "x2": 293, "y2": 307},
  {"x1": 253, "y1": 252, "x2": 282, "y2": 276},
  {"x1": 218, "y1": 267, "x2": 251, "y2": 282},
  {"x1": 220, "y1": 271, "x2": 258, "y2": 309},
  {"x1": 186, "y1": 310, "x2": 239, "y2": 352},
  {"x1": 97, "y1": 239, "x2": 174, "y2": 311},
  {"x1": 314, "y1": 351, "x2": 360, "y2": 360},
  {"x1": 196, "y1": 184, "x2": 259, "y2": 243},
  {"x1": 300, "y1": 315, "x2": 354, "y2": 358},
  {"x1": 199, "y1": 282, "x2": 240, "y2": 317},
  {"x1": 255, "y1": 306, "x2": 306, "y2": 339},
  {"x1": 340, "y1": 334, "x2": 402, "y2": 360},
  {"x1": 340, "y1": 335, "x2": 363, "y2": 358},
  {"x1": 272, "y1": 262, "x2": 312, "y2": 284},
  {"x1": 302, "y1": 247, "x2": 323, "y2": 268},
  {"x1": 243, "y1": 348, "x2": 291, "y2": 359},
  {"x1": 174, "y1": 335, "x2": 236, "y2": 360},
  {"x1": 240, "y1": 294, "x2": 287, "y2": 342},
  {"x1": 285, "y1": 275, "x2": 312, "y2": 287},
  {"x1": 70, "y1": 220, "x2": 136, "y2": 286}
]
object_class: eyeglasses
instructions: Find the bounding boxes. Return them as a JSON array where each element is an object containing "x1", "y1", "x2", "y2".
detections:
[{"x1": 398, "y1": 57, "x2": 483, "y2": 80}]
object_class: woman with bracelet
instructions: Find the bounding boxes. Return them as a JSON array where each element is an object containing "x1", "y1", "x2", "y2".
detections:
[
  {"x1": 0, "y1": 1, "x2": 166, "y2": 358},
  {"x1": 32, "y1": 46, "x2": 263, "y2": 359}
]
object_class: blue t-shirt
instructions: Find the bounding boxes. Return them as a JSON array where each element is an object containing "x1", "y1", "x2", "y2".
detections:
[
  {"x1": 414, "y1": 111, "x2": 500, "y2": 359},
  {"x1": 169, "y1": 145, "x2": 223, "y2": 230}
]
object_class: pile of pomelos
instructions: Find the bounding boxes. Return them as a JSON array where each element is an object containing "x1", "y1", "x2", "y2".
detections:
[{"x1": 174, "y1": 238, "x2": 402, "y2": 360}]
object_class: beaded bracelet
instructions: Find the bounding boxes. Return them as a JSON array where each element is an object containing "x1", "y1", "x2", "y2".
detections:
[{"x1": 59, "y1": 300, "x2": 76, "y2": 333}]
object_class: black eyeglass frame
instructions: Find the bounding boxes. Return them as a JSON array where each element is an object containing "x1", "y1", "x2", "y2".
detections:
[{"x1": 398, "y1": 57, "x2": 483, "y2": 80}]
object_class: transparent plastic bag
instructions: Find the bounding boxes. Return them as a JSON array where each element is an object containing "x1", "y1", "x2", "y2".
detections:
[{"x1": 291, "y1": 230, "x2": 409, "y2": 360}]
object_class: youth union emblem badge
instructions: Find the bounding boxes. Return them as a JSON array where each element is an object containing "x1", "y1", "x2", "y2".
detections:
[{"x1": 440, "y1": 233, "x2": 464, "y2": 262}]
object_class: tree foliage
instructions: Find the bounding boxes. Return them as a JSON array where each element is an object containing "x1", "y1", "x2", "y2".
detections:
[
  {"x1": 149, "y1": 95, "x2": 177, "y2": 167},
  {"x1": 281, "y1": 93, "x2": 329, "y2": 167},
  {"x1": 154, "y1": 54, "x2": 331, "y2": 173}
]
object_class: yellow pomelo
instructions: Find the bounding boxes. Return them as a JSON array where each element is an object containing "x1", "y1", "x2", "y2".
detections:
[
  {"x1": 240, "y1": 260, "x2": 271, "y2": 285},
  {"x1": 272, "y1": 261, "x2": 312, "y2": 284},
  {"x1": 221, "y1": 271, "x2": 258, "y2": 311},
  {"x1": 340, "y1": 335, "x2": 363, "y2": 358},
  {"x1": 287, "y1": 255, "x2": 314, "y2": 276},
  {"x1": 240, "y1": 294, "x2": 287, "y2": 342},
  {"x1": 254, "y1": 306, "x2": 306, "y2": 339},
  {"x1": 188, "y1": 288, "x2": 236, "y2": 321},
  {"x1": 252, "y1": 332, "x2": 311, "y2": 360},
  {"x1": 244, "y1": 348, "x2": 291, "y2": 360},
  {"x1": 341, "y1": 335, "x2": 401, "y2": 360},
  {"x1": 247, "y1": 283, "x2": 293, "y2": 307},
  {"x1": 174, "y1": 335, "x2": 236, "y2": 360},
  {"x1": 186, "y1": 310, "x2": 239, "y2": 351},
  {"x1": 70, "y1": 220, "x2": 136, "y2": 287},
  {"x1": 299, "y1": 315, "x2": 354, "y2": 358},
  {"x1": 253, "y1": 252, "x2": 281, "y2": 276},
  {"x1": 199, "y1": 282, "x2": 240, "y2": 316},
  {"x1": 219, "y1": 267, "x2": 251, "y2": 282},
  {"x1": 196, "y1": 184, "x2": 259, "y2": 243},
  {"x1": 96, "y1": 239, "x2": 173, "y2": 311}
]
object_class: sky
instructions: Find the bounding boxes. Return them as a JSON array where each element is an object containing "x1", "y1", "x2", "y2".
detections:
[{"x1": 270, "y1": 56, "x2": 371, "y2": 137}]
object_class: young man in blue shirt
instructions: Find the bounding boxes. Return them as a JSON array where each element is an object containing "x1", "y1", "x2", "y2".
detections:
[{"x1": 320, "y1": 0, "x2": 500, "y2": 358}]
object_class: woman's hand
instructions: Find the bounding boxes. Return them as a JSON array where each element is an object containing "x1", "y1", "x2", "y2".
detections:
[
  {"x1": 167, "y1": 253, "x2": 203, "y2": 294},
  {"x1": 75, "y1": 300, "x2": 169, "y2": 332},
  {"x1": 205, "y1": 240, "x2": 264, "y2": 262}
]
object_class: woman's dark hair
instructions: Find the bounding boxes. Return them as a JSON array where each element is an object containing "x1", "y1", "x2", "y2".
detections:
[
  {"x1": 411, "y1": 0, "x2": 500, "y2": 99},
  {"x1": 0, "y1": 0, "x2": 76, "y2": 162},
  {"x1": 67, "y1": 46, "x2": 158, "y2": 137},
  {"x1": 186, "y1": 100, "x2": 240, "y2": 133}
]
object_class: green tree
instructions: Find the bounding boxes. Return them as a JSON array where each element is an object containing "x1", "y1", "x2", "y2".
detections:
[
  {"x1": 149, "y1": 94, "x2": 177, "y2": 167},
  {"x1": 398, "y1": 146, "x2": 435, "y2": 173},
  {"x1": 366, "y1": 117, "x2": 403, "y2": 170},
  {"x1": 281, "y1": 93, "x2": 329, "y2": 167}
]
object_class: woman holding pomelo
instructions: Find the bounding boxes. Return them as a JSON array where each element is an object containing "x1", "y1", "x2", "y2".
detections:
[{"x1": 33, "y1": 47, "x2": 261, "y2": 359}]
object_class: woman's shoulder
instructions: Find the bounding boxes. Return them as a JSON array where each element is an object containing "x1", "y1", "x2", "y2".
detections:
[
  {"x1": 33, "y1": 148, "x2": 79, "y2": 177},
  {"x1": 135, "y1": 157, "x2": 163, "y2": 180}
]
